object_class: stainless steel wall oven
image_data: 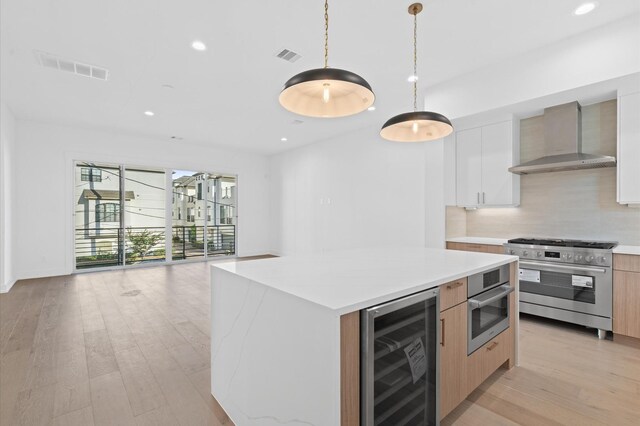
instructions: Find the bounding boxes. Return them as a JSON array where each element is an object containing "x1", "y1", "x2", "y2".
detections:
[{"x1": 467, "y1": 264, "x2": 513, "y2": 354}]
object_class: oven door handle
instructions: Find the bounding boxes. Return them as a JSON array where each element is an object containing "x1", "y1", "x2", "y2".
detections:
[
  {"x1": 519, "y1": 261, "x2": 606, "y2": 274},
  {"x1": 468, "y1": 284, "x2": 514, "y2": 309}
]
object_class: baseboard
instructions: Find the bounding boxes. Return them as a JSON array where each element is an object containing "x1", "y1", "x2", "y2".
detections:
[
  {"x1": 16, "y1": 268, "x2": 71, "y2": 281},
  {"x1": 1, "y1": 277, "x2": 16, "y2": 293},
  {"x1": 613, "y1": 333, "x2": 640, "y2": 349}
]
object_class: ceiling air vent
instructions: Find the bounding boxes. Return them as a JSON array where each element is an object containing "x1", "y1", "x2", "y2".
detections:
[
  {"x1": 276, "y1": 49, "x2": 301, "y2": 63},
  {"x1": 35, "y1": 51, "x2": 110, "y2": 81}
]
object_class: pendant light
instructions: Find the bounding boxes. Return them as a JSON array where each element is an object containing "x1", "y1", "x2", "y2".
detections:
[
  {"x1": 380, "y1": 3, "x2": 453, "y2": 142},
  {"x1": 279, "y1": 0, "x2": 375, "y2": 118}
]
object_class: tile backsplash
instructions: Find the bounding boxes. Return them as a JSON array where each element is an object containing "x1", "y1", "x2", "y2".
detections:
[{"x1": 447, "y1": 99, "x2": 640, "y2": 245}]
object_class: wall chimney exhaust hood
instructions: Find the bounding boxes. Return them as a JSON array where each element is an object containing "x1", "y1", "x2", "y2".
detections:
[{"x1": 509, "y1": 101, "x2": 616, "y2": 175}]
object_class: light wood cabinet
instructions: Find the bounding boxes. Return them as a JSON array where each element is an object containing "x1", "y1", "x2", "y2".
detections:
[
  {"x1": 439, "y1": 302, "x2": 468, "y2": 419},
  {"x1": 614, "y1": 254, "x2": 640, "y2": 272},
  {"x1": 446, "y1": 241, "x2": 505, "y2": 254},
  {"x1": 613, "y1": 254, "x2": 640, "y2": 340},
  {"x1": 466, "y1": 328, "x2": 513, "y2": 394},
  {"x1": 617, "y1": 92, "x2": 640, "y2": 205},
  {"x1": 439, "y1": 278, "x2": 467, "y2": 311},
  {"x1": 455, "y1": 120, "x2": 520, "y2": 208}
]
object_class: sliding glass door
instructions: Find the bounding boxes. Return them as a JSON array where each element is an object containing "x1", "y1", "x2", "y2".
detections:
[
  {"x1": 75, "y1": 162, "x2": 236, "y2": 270},
  {"x1": 170, "y1": 171, "x2": 236, "y2": 261},
  {"x1": 74, "y1": 162, "x2": 122, "y2": 269},
  {"x1": 123, "y1": 167, "x2": 166, "y2": 265}
]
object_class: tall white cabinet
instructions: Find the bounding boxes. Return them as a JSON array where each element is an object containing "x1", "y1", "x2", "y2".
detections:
[
  {"x1": 455, "y1": 119, "x2": 520, "y2": 208},
  {"x1": 617, "y1": 92, "x2": 640, "y2": 206}
]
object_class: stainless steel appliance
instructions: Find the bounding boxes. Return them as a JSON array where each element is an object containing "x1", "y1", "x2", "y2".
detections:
[
  {"x1": 467, "y1": 264, "x2": 514, "y2": 354},
  {"x1": 505, "y1": 238, "x2": 617, "y2": 339},
  {"x1": 361, "y1": 288, "x2": 439, "y2": 426},
  {"x1": 508, "y1": 101, "x2": 616, "y2": 175}
]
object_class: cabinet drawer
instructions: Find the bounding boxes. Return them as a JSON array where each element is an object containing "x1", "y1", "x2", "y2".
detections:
[
  {"x1": 466, "y1": 327, "x2": 512, "y2": 394},
  {"x1": 614, "y1": 254, "x2": 640, "y2": 273},
  {"x1": 439, "y1": 278, "x2": 467, "y2": 311}
]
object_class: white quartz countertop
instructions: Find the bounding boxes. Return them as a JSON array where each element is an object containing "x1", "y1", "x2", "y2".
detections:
[
  {"x1": 613, "y1": 245, "x2": 640, "y2": 255},
  {"x1": 447, "y1": 237, "x2": 509, "y2": 246},
  {"x1": 213, "y1": 247, "x2": 517, "y2": 315}
]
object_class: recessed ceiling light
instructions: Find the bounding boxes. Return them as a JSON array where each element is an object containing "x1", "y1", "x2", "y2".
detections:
[
  {"x1": 191, "y1": 40, "x2": 207, "y2": 51},
  {"x1": 407, "y1": 75, "x2": 419, "y2": 83},
  {"x1": 144, "y1": 111, "x2": 155, "y2": 116},
  {"x1": 574, "y1": 2, "x2": 597, "y2": 15},
  {"x1": 367, "y1": 106, "x2": 376, "y2": 111},
  {"x1": 281, "y1": 137, "x2": 288, "y2": 142}
]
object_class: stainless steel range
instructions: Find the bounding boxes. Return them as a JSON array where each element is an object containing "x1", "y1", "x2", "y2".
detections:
[{"x1": 504, "y1": 238, "x2": 617, "y2": 339}]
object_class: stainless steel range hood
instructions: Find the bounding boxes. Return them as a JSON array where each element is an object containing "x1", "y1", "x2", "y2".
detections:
[{"x1": 509, "y1": 101, "x2": 616, "y2": 175}]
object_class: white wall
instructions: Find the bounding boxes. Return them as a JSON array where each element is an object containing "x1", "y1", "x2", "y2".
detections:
[
  {"x1": 426, "y1": 14, "x2": 640, "y2": 120},
  {"x1": 13, "y1": 120, "x2": 270, "y2": 280},
  {"x1": 1, "y1": 103, "x2": 16, "y2": 292},
  {"x1": 269, "y1": 125, "x2": 438, "y2": 255},
  {"x1": 424, "y1": 139, "x2": 446, "y2": 249}
]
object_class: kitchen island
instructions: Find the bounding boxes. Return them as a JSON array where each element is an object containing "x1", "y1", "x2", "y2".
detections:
[{"x1": 211, "y1": 247, "x2": 519, "y2": 425}]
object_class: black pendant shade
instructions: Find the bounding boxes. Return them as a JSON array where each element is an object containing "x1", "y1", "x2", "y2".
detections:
[
  {"x1": 380, "y1": 3, "x2": 453, "y2": 142},
  {"x1": 279, "y1": 68, "x2": 375, "y2": 118},
  {"x1": 380, "y1": 111, "x2": 453, "y2": 142}
]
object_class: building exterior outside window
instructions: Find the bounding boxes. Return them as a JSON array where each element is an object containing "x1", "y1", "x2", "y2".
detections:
[
  {"x1": 96, "y1": 203, "x2": 120, "y2": 222},
  {"x1": 81, "y1": 167, "x2": 102, "y2": 182}
]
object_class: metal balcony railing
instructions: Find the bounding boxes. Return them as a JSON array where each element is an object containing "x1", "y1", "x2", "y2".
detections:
[
  {"x1": 75, "y1": 225, "x2": 235, "y2": 269},
  {"x1": 171, "y1": 225, "x2": 236, "y2": 260}
]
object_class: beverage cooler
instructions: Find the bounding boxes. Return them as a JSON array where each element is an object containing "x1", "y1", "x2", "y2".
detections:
[{"x1": 361, "y1": 288, "x2": 440, "y2": 425}]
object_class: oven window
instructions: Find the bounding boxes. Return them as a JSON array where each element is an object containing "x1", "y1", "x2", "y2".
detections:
[
  {"x1": 483, "y1": 269, "x2": 500, "y2": 289},
  {"x1": 472, "y1": 297, "x2": 508, "y2": 339},
  {"x1": 520, "y1": 271, "x2": 596, "y2": 304}
]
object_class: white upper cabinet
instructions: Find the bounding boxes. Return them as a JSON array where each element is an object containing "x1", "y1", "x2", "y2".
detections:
[
  {"x1": 456, "y1": 120, "x2": 520, "y2": 208},
  {"x1": 443, "y1": 133, "x2": 457, "y2": 206},
  {"x1": 456, "y1": 127, "x2": 482, "y2": 206},
  {"x1": 617, "y1": 92, "x2": 640, "y2": 206}
]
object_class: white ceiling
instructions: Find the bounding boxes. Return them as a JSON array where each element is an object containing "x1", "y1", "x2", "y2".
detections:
[{"x1": 2, "y1": 0, "x2": 639, "y2": 155}]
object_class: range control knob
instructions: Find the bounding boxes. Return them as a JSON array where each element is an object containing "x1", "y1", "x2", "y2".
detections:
[
  {"x1": 566, "y1": 253, "x2": 573, "y2": 260},
  {"x1": 523, "y1": 251, "x2": 529, "y2": 257},
  {"x1": 536, "y1": 251, "x2": 543, "y2": 257},
  {"x1": 586, "y1": 256, "x2": 594, "y2": 263},
  {"x1": 509, "y1": 250, "x2": 516, "y2": 255},
  {"x1": 576, "y1": 254, "x2": 583, "y2": 261},
  {"x1": 598, "y1": 256, "x2": 606, "y2": 263}
]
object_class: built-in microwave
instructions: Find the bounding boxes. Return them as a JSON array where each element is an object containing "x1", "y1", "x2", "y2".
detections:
[{"x1": 467, "y1": 264, "x2": 514, "y2": 354}]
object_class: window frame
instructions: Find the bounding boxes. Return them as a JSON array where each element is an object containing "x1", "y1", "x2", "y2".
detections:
[{"x1": 95, "y1": 202, "x2": 120, "y2": 223}]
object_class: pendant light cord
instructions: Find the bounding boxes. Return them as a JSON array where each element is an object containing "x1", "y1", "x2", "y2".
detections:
[
  {"x1": 324, "y1": 0, "x2": 329, "y2": 68},
  {"x1": 413, "y1": 10, "x2": 418, "y2": 111}
]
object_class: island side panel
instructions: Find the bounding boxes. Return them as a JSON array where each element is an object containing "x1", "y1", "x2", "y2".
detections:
[
  {"x1": 211, "y1": 267, "x2": 342, "y2": 425},
  {"x1": 510, "y1": 260, "x2": 519, "y2": 367},
  {"x1": 340, "y1": 311, "x2": 360, "y2": 426}
]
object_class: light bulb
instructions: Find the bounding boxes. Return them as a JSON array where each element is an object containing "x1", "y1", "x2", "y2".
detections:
[
  {"x1": 323, "y1": 84, "x2": 330, "y2": 103},
  {"x1": 574, "y1": 2, "x2": 597, "y2": 15},
  {"x1": 412, "y1": 122, "x2": 419, "y2": 134}
]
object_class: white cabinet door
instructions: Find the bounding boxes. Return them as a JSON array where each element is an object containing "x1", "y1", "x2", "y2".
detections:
[
  {"x1": 456, "y1": 127, "x2": 482, "y2": 206},
  {"x1": 618, "y1": 92, "x2": 640, "y2": 205},
  {"x1": 443, "y1": 133, "x2": 457, "y2": 206},
  {"x1": 481, "y1": 121, "x2": 515, "y2": 206}
]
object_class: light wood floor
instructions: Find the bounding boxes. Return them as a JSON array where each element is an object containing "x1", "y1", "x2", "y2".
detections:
[{"x1": 1, "y1": 261, "x2": 639, "y2": 426}]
